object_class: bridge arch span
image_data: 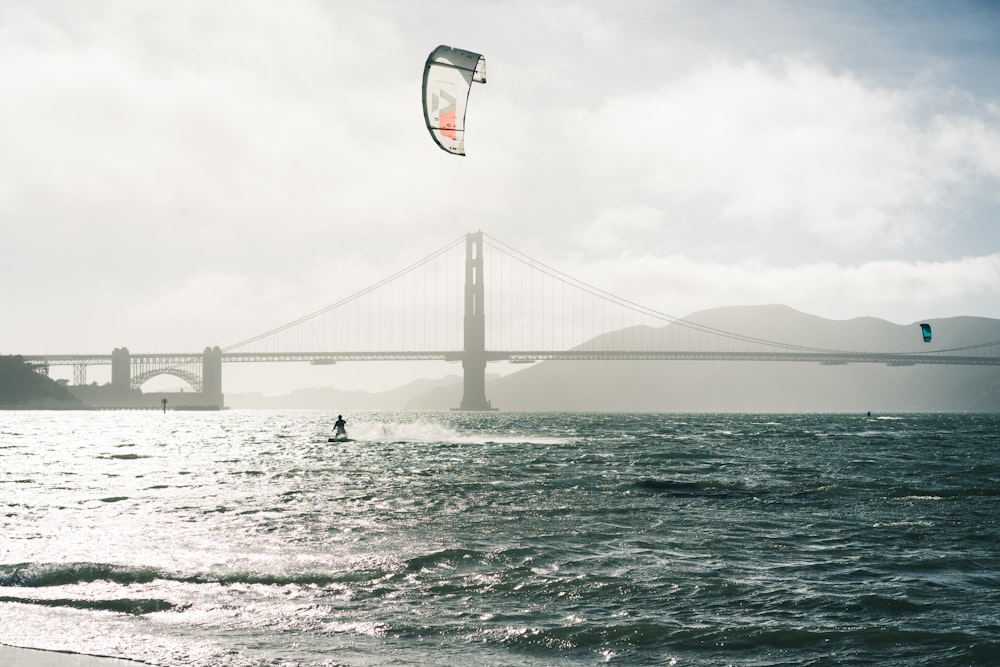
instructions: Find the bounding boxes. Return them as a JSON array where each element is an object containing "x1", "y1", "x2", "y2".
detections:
[{"x1": 131, "y1": 369, "x2": 203, "y2": 393}]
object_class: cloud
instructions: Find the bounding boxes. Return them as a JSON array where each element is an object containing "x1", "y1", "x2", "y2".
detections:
[
  {"x1": 555, "y1": 58, "x2": 1000, "y2": 259},
  {"x1": 5, "y1": 5, "x2": 995, "y2": 263},
  {"x1": 580, "y1": 251, "x2": 1000, "y2": 323}
]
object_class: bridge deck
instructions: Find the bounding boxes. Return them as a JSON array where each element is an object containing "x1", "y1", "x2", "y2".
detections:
[{"x1": 24, "y1": 350, "x2": 1000, "y2": 367}]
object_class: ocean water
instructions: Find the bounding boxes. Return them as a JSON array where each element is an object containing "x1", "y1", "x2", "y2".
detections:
[{"x1": 1, "y1": 410, "x2": 998, "y2": 666}]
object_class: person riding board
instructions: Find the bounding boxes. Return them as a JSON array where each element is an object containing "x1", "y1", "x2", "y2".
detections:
[{"x1": 334, "y1": 415, "x2": 347, "y2": 440}]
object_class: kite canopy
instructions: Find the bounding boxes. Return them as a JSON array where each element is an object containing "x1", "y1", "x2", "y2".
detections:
[
  {"x1": 422, "y1": 45, "x2": 486, "y2": 155},
  {"x1": 920, "y1": 323, "x2": 932, "y2": 343}
]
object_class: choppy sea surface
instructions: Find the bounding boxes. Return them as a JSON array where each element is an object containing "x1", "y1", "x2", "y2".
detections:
[{"x1": 2, "y1": 411, "x2": 998, "y2": 666}]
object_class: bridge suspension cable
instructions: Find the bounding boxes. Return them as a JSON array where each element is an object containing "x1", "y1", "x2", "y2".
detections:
[
  {"x1": 481, "y1": 233, "x2": 844, "y2": 355},
  {"x1": 223, "y1": 235, "x2": 467, "y2": 353}
]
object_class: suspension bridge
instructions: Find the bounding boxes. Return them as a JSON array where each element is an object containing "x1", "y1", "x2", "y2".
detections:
[{"x1": 25, "y1": 231, "x2": 1000, "y2": 410}]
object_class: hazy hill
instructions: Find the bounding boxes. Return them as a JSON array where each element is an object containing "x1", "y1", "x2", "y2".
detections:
[
  {"x1": 0, "y1": 355, "x2": 81, "y2": 408},
  {"x1": 228, "y1": 306, "x2": 1000, "y2": 412},
  {"x1": 485, "y1": 305, "x2": 1000, "y2": 412},
  {"x1": 228, "y1": 376, "x2": 464, "y2": 410}
]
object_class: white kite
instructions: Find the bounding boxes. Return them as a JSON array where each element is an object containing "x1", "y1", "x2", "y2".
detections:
[{"x1": 422, "y1": 45, "x2": 486, "y2": 155}]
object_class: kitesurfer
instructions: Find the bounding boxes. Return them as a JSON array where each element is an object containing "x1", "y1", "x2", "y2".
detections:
[{"x1": 334, "y1": 415, "x2": 347, "y2": 440}]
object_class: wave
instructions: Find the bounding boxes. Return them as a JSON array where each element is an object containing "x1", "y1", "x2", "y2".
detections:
[
  {"x1": 888, "y1": 484, "x2": 1000, "y2": 499},
  {"x1": 848, "y1": 594, "x2": 931, "y2": 614},
  {"x1": 340, "y1": 420, "x2": 575, "y2": 447},
  {"x1": 404, "y1": 546, "x2": 536, "y2": 573},
  {"x1": 208, "y1": 568, "x2": 395, "y2": 587},
  {"x1": 0, "y1": 594, "x2": 176, "y2": 615},
  {"x1": 633, "y1": 478, "x2": 756, "y2": 499},
  {"x1": 0, "y1": 562, "x2": 164, "y2": 588},
  {"x1": 634, "y1": 474, "x2": 998, "y2": 505},
  {"x1": 485, "y1": 620, "x2": 672, "y2": 651},
  {"x1": 0, "y1": 560, "x2": 402, "y2": 591},
  {"x1": 632, "y1": 477, "x2": 859, "y2": 504}
]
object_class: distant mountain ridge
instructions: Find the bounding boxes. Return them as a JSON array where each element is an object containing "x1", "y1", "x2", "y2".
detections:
[
  {"x1": 228, "y1": 305, "x2": 1000, "y2": 412},
  {"x1": 229, "y1": 376, "x2": 463, "y2": 410},
  {"x1": 678, "y1": 304, "x2": 999, "y2": 352}
]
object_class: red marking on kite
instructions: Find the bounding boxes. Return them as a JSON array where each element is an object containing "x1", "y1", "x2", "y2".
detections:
[{"x1": 439, "y1": 110, "x2": 457, "y2": 140}]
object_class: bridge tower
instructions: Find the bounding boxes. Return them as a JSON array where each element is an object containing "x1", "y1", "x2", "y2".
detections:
[
  {"x1": 458, "y1": 231, "x2": 495, "y2": 410},
  {"x1": 202, "y1": 346, "x2": 224, "y2": 405},
  {"x1": 111, "y1": 347, "x2": 131, "y2": 394}
]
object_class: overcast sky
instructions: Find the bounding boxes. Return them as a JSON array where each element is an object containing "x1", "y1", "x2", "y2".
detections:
[{"x1": 3, "y1": 0, "x2": 999, "y2": 393}]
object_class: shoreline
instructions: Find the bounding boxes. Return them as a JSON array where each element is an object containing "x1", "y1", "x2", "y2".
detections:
[{"x1": 0, "y1": 645, "x2": 145, "y2": 667}]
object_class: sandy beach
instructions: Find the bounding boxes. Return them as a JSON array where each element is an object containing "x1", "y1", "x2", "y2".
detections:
[{"x1": 0, "y1": 645, "x2": 144, "y2": 667}]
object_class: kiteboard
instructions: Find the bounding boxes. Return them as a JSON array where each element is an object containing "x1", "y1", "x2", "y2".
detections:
[{"x1": 328, "y1": 436, "x2": 353, "y2": 443}]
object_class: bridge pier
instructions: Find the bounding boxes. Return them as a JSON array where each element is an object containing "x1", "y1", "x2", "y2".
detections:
[
  {"x1": 111, "y1": 347, "x2": 131, "y2": 394},
  {"x1": 460, "y1": 355, "x2": 491, "y2": 410},
  {"x1": 202, "y1": 346, "x2": 224, "y2": 407},
  {"x1": 458, "y1": 231, "x2": 496, "y2": 411}
]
